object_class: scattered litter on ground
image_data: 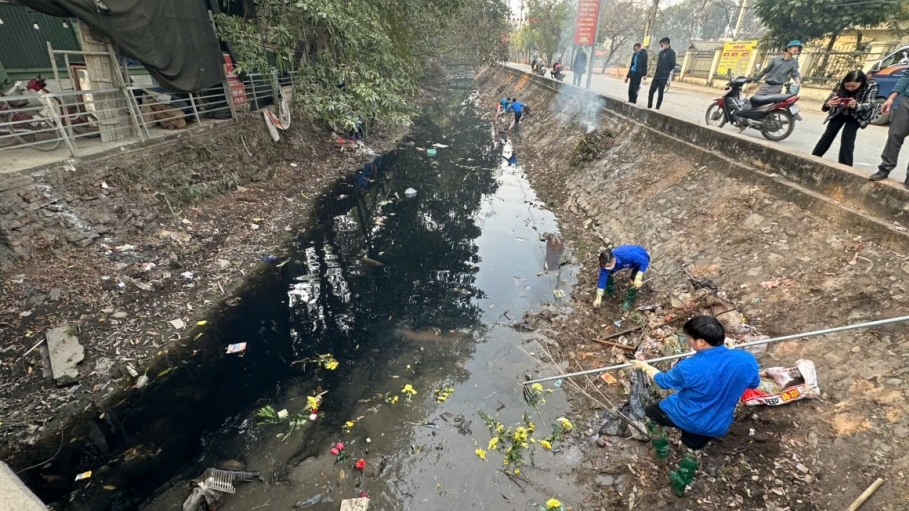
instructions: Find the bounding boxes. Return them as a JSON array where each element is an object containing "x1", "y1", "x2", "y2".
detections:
[
  {"x1": 742, "y1": 359, "x2": 820, "y2": 406},
  {"x1": 226, "y1": 342, "x2": 247, "y2": 354},
  {"x1": 404, "y1": 187, "x2": 418, "y2": 197},
  {"x1": 170, "y1": 319, "x2": 186, "y2": 330},
  {"x1": 135, "y1": 375, "x2": 149, "y2": 389},
  {"x1": 46, "y1": 326, "x2": 84, "y2": 386},
  {"x1": 75, "y1": 471, "x2": 92, "y2": 482},
  {"x1": 261, "y1": 255, "x2": 280, "y2": 264}
]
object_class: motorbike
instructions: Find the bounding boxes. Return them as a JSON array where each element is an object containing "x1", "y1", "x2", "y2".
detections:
[
  {"x1": 705, "y1": 77, "x2": 802, "y2": 142},
  {"x1": 533, "y1": 63, "x2": 546, "y2": 77},
  {"x1": 550, "y1": 64, "x2": 565, "y2": 81}
]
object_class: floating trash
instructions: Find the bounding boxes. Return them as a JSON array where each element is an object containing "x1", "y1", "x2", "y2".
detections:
[{"x1": 404, "y1": 188, "x2": 417, "y2": 197}]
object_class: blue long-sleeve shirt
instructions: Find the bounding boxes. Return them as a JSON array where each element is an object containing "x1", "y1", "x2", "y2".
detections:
[
  {"x1": 597, "y1": 245, "x2": 650, "y2": 289},
  {"x1": 654, "y1": 346, "x2": 760, "y2": 437},
  {"x1": 506, "y1": 101, "x2": 525, "y2": 114}
]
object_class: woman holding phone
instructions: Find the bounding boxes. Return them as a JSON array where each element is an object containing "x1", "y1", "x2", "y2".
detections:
[{"x1": 811, "y1": 70, "x2": 878, "y2": 167}]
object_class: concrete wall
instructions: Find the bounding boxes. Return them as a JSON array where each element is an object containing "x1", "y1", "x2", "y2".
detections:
[
  {"x1": 0, "y1": 116, "x2": 282, "y2": 266},
  {"x1": 495, "y1": 66, "x2": 909, "y2": 242},
  {"x1": 0, "y1": 462, "x2": 48, "y2": 510}
]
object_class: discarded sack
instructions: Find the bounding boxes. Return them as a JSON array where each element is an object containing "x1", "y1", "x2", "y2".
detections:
[
  {"x1": 741, "y1": 359, "x2": 820, "y2": 407},
  {"x1": 598, "y1": 370, "x2": 653, "y2": 440}
]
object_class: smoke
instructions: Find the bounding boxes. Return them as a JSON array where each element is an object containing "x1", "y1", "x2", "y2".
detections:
[{"x1": 549, "y1": 85, "x2": 606, "y2": 133}]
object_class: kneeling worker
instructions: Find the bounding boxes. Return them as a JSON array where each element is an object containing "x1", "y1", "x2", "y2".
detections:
[
  {"x1": 593, "y1": 245, "x2": 650, "y2": 311},
  {"x1": 632, "y1": 316, "x2": 760, "y2": 495}
]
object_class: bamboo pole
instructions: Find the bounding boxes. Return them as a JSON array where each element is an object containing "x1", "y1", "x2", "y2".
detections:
[{"x1": 524, "y1": 315, "x2": 909, "y2": 385}]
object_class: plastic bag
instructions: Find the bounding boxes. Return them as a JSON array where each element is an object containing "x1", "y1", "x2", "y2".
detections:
[{"x1": 741, "y1": 359, "x2": 820, "y2": 406}]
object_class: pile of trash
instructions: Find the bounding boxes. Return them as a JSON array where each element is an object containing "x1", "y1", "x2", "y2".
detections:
[{"x1": 182, "y1": 468, "x2": 260, "y2": 511}]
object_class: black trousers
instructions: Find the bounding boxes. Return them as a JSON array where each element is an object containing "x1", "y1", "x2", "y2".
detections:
[
  {"x1": 645, "y1": 401, "x2": 713, "y2": 450},
  {"x1": 628, "y1": 74, "x2": 643, "y2": 103},
  {"x1": 812, "y1": 114, "x2": 860, "y2": 167},
  {"x1": 648, "y1": 78, "x2": 668, "y2": 109}
]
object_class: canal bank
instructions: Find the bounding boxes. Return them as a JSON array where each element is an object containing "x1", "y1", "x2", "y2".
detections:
[
  {"x1": 477, "y1": 67, "x2": 909, "y2": 509},
  {"x1": 9, "y1": 83, "x2": 595, "y2": 510}
]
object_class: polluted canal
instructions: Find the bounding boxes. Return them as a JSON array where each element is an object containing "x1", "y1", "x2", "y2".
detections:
[{"x1": 37, "y1": 89, "x2": 586, "y2": 510}]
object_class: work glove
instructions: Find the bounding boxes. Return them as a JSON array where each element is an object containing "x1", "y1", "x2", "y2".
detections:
[
  {"x1": 593, "y1": 288, "x2": 604, "y2": 307},
  {"x1": 631, "y1": 359, "x2": 660, "y2": 379},
  {"x1": 632, "y1": 272, "x2": 645, "y2": 288}
]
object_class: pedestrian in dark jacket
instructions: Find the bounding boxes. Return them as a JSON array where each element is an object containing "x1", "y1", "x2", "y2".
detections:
[
  {"x1": 648, "y1": 38, "x2": 676, "y2": 110},
  {"x1": 573, "y1": 49, "x2": 588, "y2": 87},
  {"x1": 625, "y1": 43, "x2": 648, "y2": 104},
  {"x1": 812, "y1": 70, "x2": 878, "y2": 167}
]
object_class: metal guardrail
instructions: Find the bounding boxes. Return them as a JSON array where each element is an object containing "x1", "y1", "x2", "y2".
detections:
[{"x1": 0, "y1": 70, "x2": 299, "y2": 157}]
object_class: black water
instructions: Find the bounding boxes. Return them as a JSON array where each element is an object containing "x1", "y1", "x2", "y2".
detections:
[{"x1": 20, "y1": 86, "x2": 578, "y2": 510}]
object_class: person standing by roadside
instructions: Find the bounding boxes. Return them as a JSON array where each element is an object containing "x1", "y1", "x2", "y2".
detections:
[
  {"x1": 625, "y1": 43, "x2": 648, "y2": 104},
  {"x1": 648, "y1": 38, "x2": 676, "y2": 110},
  {"x1": 870, "y1": 71, "x2": 909, "y2": 185},
  {"x1": 753, "y1": 41, "x2": 802, "y2": 95},
  {"x1": 811, "y1": 70, "x2": 878, "y2": 167},
  {"x1": 573, "y1": 49, "x2": 588, "y2": 87}
]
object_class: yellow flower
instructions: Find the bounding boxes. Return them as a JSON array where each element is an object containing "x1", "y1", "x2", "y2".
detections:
[
  {"x1": 488, "y1": 438, "x2": 499, "y2": 450},
  {"x1": 539, "y1": 440, "x2": 552, "y2": 450},
  {"x1": 323, "y1": 358, "x2": 339, "y2": 370},
  {"x1": 546, "y1": 498, "x2": 562, "y2": 509},
  {"x1": 531, "y1": 383, "x2": 544, "y2": 392},
  {"x1": 557, "y1": 417, "x2": 573, "y2": 431},
  {"x1": 402, "y1": 384, "x2": 417, "y2": 396},
  {"x1": 514, "y1": 468, "x2": 521, "y2": 475},
  {"x1": 475, "y1": 448, "x2": 487, "y2": 461},
  {"x1": 345, "y1": 421, "x2": 355, "y2": 429},
  {"x1": 529, "y1": 438, "x2": 537, "y2": 444},
  {"x1": 495, "y1": 424, "x2": 505, "y2": 434},
  {"x1": 502, "y1": 458, "x2": 509, "y2": 466},
  {"x1": 513, "y1": 427, "x2": 528, "y2": 442},
  {"x1": 306, "y1": 396, "x2": 321, "y2": 411},
  {"x1": 528, "y1": 422, "x2": 535, "y2": 433},
  {"x1": 521, "y1": 442, "x2": 529, "y2": 449}
]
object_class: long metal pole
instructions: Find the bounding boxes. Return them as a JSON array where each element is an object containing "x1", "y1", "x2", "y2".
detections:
[
  {"x1": 585, "y1": 0, "x2": 604, "y2": 90},
  {"x1": 523, "y1": 315, "x2": 909, "y2": 385}
]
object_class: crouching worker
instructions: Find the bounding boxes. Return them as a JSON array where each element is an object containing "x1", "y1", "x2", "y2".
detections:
[
  {"x1": 593, "y1": 245, "x2": 650, "y2": 311},
  {"x1": 632, "y1": 316, "x2": 760, "y2": 496}
]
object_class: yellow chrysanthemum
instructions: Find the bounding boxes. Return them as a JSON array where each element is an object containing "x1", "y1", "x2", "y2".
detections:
[
  {"x1": 529, "y1": 438, "x2": 537, "y2": 444},
  {"x1": 546, "y1": 498, "x2": 562, "y2": 509},
  {"x1": 514, "y1": 468, "x2": 521, "y2": 475},
  {"x1": 513, "y1": 427, "x2": 528, "y2": 442},
  {"x1": 323, "y1": 358, "x2": 339, "y2": 370},
  {"x1": 402, "y1": 384, "x2": 417, "y2": 396},
  {"x1": 306, "y1": 396, "x2": 320, "y2": 410},
  {"x1": 488, "y1": 438, "x2": 499, "y2": 450},
  {"x1": 539, "y1": 440, "x2": 552, "y2": 450},
  {"x1": 475, "y1": 448, "x2": 487, "y2": 461},
  {"x1": 521, "y1": 442, "x2": 529, "y2": 449},
  {"x1": 345, "y1": 421, "x2": 355, "y2": 429},
  {"x1": 557, "y1": 417, "x2": 573, "y2": 431},
  {"x1": 531, "y1": 383, "x2": 544, "y2": 392},
  {"x1": 496, "y1": 424, "x2": 505, "y2": 434}
]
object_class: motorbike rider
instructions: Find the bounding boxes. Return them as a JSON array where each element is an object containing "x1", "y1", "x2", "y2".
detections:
[
  {"x1": 551, "y1": 60, "x2": 564, "y2": 80},
  {"x1": 531, "y1": 54, "x2": 541, "y2": 74},
  {"x1": 753, "y1": 41, "x2": 802, "y2": 96}
]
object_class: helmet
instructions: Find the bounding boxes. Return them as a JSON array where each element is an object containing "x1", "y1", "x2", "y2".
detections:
[{"x1": 786, "y1": 40, "x2": 803, "y2": 50}]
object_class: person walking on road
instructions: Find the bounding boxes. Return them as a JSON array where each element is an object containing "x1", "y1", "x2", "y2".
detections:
[
  {"x1": 632, "y1": 316, "x2": 760, "y2": 496},
  {"x1": 812, "y1": 70, "x2": 878, "y2": 167},
  {"x1": 648, "y1": 38, "x2": 676, "y2": 110},
  {"x1": 625, "y1": 43, "x2": 648, "y2": 104},
  {"x1": 593, "y1": 245, "x2": 650, "y2": 311},
  {"x1": 870, "y1": 71, "x2": 909, "y2": 185},
  {"x1": 573, "y1": 49, "x2": 588, "y2": 87},
  {"x1": 753, "y1": 41, "x2": 802, "y2": 96}
]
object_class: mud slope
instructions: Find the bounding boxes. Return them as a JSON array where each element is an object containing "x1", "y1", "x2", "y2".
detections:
[{"x1": 479, "y1": 67, "x2": 909, "y2": 510}]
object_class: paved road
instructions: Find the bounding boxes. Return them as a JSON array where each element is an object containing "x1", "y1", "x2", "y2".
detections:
[{"x1": 509, "y1": 63, "x2": 907, "y2": 184}]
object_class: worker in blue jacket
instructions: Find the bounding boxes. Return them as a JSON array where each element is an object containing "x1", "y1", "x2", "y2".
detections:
[
  {"x1": 593, "y1": 245, "x2": 650, "y2": 311},
  {"x1": 632, "y1": 316, "x2": 760, "y2": 495},
  {"x1": 505, "y1": 98, "x2": 527, "y2": 131}
]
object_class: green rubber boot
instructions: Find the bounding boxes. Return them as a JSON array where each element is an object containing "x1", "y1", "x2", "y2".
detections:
[
  {"x1": 670, "y1": 452, "x2": 699, "y2": 497},
  {"x1": 621, "y1": 287, "x2": 638, "y2": 311},
  {"x1": 605, "y1": 275, "x2": 615, "y2": 296}
]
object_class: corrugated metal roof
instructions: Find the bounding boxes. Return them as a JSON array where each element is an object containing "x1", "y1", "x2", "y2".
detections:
[{"x1": 0, "y1": 4, "x2": 81, "y2": 71}]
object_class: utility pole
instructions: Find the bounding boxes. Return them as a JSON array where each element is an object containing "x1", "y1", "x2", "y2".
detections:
[
  {"x1": 585, "y1": 0, "x2": 604, "y2": 90},
  {"x1": 732, "y1": 0, "x2": 748, "y2": 40},
  {"x1": 642, "y1": 0, "x2": 660, "y2": 50}
]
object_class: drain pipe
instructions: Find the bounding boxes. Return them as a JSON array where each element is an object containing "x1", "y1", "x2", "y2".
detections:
[{"x1": 523, "y1": 315, "x2": 909, "y2": 385}]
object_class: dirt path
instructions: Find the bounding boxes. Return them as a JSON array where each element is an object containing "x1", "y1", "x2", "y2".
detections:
[{"x1": 479, "y1": 68, "x2": 909, "y2": 510}]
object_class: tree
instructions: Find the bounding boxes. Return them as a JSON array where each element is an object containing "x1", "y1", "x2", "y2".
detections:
[
  {"x1": 509, "y1": 0, "x2": 574, "y2": 64},
  {"x1": 596, "y1": 0, "x2": 648, "y2": 72},
  {"x1": 754, "y1": 0, "x2": 902, "y2": 59},
  {"x1": 654, "y1": 0, "x2": 763, "y2": 51},
  {"x1": 215, "y1": 0, "x2": 511, "y2": 131}
]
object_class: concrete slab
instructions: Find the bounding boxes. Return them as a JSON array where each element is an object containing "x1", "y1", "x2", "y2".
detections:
[
  {"x1": 46, "y1": 325, "x2": 83, "y2": 386},
  {"x1": 0, "y1": 462, "x2": 49, "y2": 510},
  {"x1": 339, "y1": 497, "x2": 369, "y2": 511}
]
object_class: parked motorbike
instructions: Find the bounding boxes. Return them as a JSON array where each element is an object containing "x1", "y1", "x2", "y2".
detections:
[
  {"x1": 533, "y1": 63, "x2": 547, "y2": 77},
  {"x1": 25, "y1": 76, "x2": 99, "y2": 136},
  {"x1": 705, "y1": 77, "x2": 802, "y2": 141}
]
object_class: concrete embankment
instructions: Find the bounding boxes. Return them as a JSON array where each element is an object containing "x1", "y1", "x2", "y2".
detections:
[{"x1": 478, "y1": 67, "x2": 909, "y2": 509}]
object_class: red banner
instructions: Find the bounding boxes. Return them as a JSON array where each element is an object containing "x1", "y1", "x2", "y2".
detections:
[{"x1": 573, "y1": 0, "x2": 601, "y2": 46}]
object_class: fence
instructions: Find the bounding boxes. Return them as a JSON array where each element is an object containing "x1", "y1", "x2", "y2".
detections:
[
  {"x1": 795, "y1": 49, "x2": 890, "y2": 87},
  {"x1": 685, "y1": 50, "x2": 716, "y2": 78},
  {"x1": 0, "y1": 70, "x2": 297, "y2": 157}
]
